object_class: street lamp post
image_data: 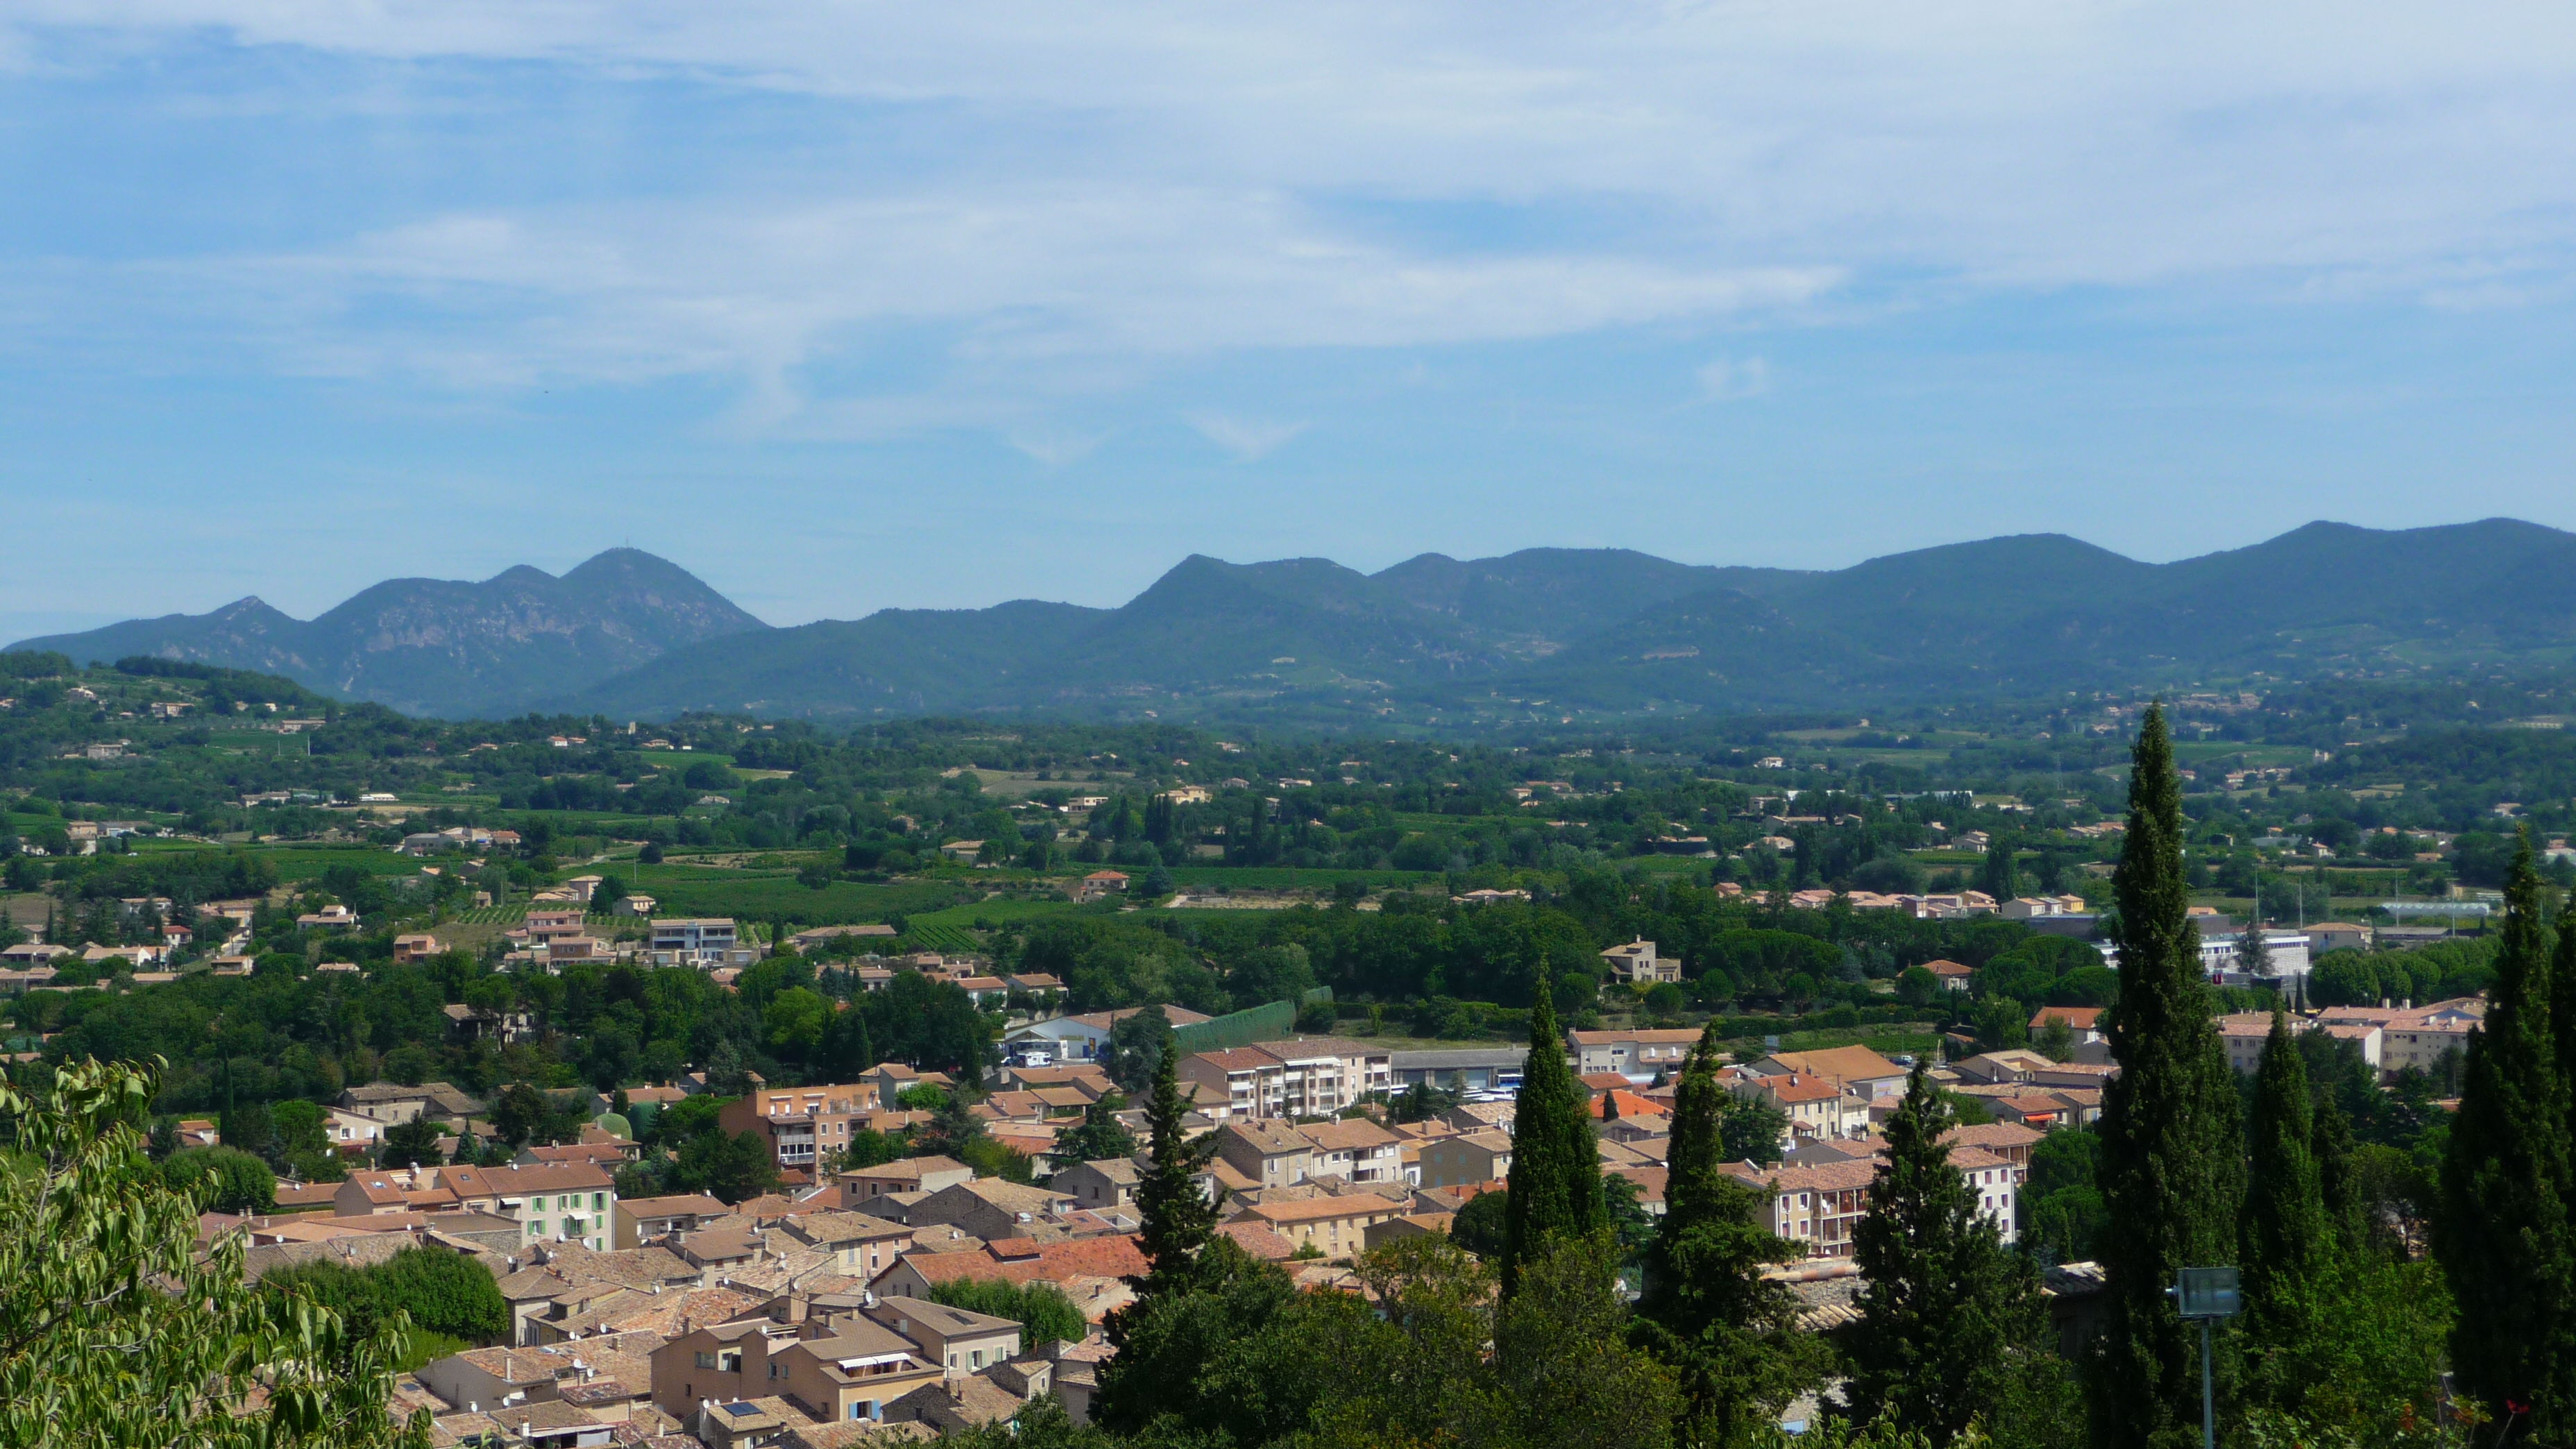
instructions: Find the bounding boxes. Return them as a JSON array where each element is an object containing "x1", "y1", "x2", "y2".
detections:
[{"x1": 2171, "y1": 1266, "x2": 2244, "y2": 1449}]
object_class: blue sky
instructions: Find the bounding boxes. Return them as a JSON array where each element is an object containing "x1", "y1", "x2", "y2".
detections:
[{"x1": 6, "y1": 3, "x2": 2576, "y2": 642}]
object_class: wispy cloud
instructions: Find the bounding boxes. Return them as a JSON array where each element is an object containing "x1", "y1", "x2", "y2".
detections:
[
  {"x1": 1697, "y1": 356, "x2": 1772, "y2": 402},
  {"x1": 1008, "y1": 427, "x2": 1115, "y2": 466},
  {"x1": 1188, "y1": 413, "x2": 1308, "y2": 461},
  {"x1": 7, "y1": 0, "x2": 2575, "y2": 426}
]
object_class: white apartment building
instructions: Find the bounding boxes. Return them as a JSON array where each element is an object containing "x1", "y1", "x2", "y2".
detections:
[
  {"x1": 1177, "y1": 1037, "x2": 1393, "y2": 1119},
  {"x1": 648, "y1": 917, "x2": 756, "y2": 968}
]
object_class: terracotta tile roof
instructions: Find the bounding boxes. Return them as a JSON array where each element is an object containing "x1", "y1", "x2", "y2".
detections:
[
  {"x1": 620, "y1": 1194, "x2": 729, "y2": 1219},
  {"x1": 440, "y1": 1162, "x2": 615, "y2": 1196},
  {"x1": 1943, "y1": 1122, "x2": 2044, "y2": 1151},
  {"x1": 1216, "y1": 1221, "x2": 1298, "y2": 1260},
  {"x1": 1230, "y1": 1196, "x2": 1405, "y2": 1226},
  {"x1": 1299, "y1": 1118, "x2": 1397, "y2": 1151},
  {"x1": 1219, "y1": 1121, "x2": 1313, "y2": 1155},
  {"x1": 1609, "y1": 1164, "x2": 1668, "y2": 1205},
  {"x1": 1759, "y1": 1046, "x2": 1907, "y2": 1086},
  {"x1": 1587, "y1": 1089, "x2": 1668, "y2": 1119}
]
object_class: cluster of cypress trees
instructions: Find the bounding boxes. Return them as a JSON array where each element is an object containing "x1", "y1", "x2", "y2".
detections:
[
  {"x1": 2080, "y1": 705, "x2": 2453, "y2": 1448},
  {"x1": 1090, "y1": 708, "x2": 2494, "y2": 1448}
]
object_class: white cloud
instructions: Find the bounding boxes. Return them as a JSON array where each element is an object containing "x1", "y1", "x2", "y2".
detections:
[
  {"x1": 8, "y1": 1, "x2": 2576, "y2": 417},
  {"x1": 1697, "y1": 356, "x2": 1772, "y2": 402},
  {"x1": 1188, "y1": 413, "x2": 1308, "y2": 461}
]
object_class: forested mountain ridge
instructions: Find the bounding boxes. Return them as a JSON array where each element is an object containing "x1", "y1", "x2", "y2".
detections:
[
  {"x1": 22, "y1": 520, "x2": 2576, "y2": 722},
  {"x1": 584, "y1": 518, "x2": 2576, "y2": 722},
  {"x1": 15, "y1": 549, "x2": 768, "y2": 718}
]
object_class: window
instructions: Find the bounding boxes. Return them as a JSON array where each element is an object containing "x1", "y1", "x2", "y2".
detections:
[
  {"x1": 695, "y1": 1353, "x2": 718, "y2": 1370},
  {"x1": 529, "y1": 1221, "x2": 546, "y2": 1237},
  {"x1": 594, "y1": 1192, "x2": 606, "y2": 1209}
]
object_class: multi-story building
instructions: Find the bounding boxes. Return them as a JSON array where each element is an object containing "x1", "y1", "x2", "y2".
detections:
[
  {"x1": 1566, "y1": 1028, "x2": 1701, "y2": 1080},
  {"x1": 2316, "y1": 997, "x2": 2483, "y2": 1078},
  {"x1": 1301, "y1": 1117, "x2": 1402, "y2": 1184},
  {"x1": 1417, "y1": 1129, "x2": 1514, "y2": 1189},
  {"x1": 1212, "y1": 1119, "x2": 1314, "y2": 1188},
  {"x1": 649, "y1": 917, "x2": 756, "y2": 968},
  {"x1": 434, "y1": 1163, "x2": 618, "y2": 1251},
  {"x1": 613, "y1": 1193, "x2": 731, "y2": 1251},
  {"x1": 718, "y1": 1081, "x2": 882, "y2": 1175},
  {"x1": 652, "y1": 1314, "x2": 940, "y2": 1427},
  {"x1": 1725, "y1": 1146, "x2": 2019, "y2": 1258},
  {"x1": 1226, "y1": 1194, "x2": 1408, "y2": 1260},
  {"x1": 1176, "y1": 1037, "x2": 1392, "y2": 1119},
  {"x1": 1599, "y1": 938, "x2": 1684, "y2": 985},
  {"x1": 1722, "y1": 1068, "x2": 1868, "y2": 1142}
]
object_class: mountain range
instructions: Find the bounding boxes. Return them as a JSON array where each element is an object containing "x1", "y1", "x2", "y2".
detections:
[
  {"x1": 13, "y1": 550, "x2": 764, "y2": 718},
  {"x1": 17, "y1": 520, "x2": 2576, "y2": 724}
]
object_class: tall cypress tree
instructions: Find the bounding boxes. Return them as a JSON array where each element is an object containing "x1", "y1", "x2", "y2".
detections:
[
  {"x1": 1131, "y1": 1019, "x2": 1217, "y2": 1296},
  {"x1": 1662, "y1": 1025, "x2": 1727, "y2": 1230},
  {"x1": 2308, "y1": 1073, "x2": 2365, "y2": 1257},
  {"x1": 2242, "y1": 1010, "x2": 2329, "y2": 1412},
  {"x1": 1636, "y1": 1025, "x2": 1817, "y2": 1444},
  {"x1": 1849, "y1": 1064, "x2": 2048, "y2": 1440},
  {"x1": 1981, "y1": 833, "x2": 2022, "y2": 904},
  {"x1": 1502, "y1": 989, "x2": 1601, "y2": 1293},
  {"x1": 2435, "y1": 833, "x2": 2576, "y2": 1439},
  {"x1": 2092, "y1": 704, "x2": 2247, "y2": 1449}
]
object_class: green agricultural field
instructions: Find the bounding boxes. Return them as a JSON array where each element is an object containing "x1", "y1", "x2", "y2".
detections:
[
  {"x1": 205, "y1": 845, "x2": 433, "y2": 882},
  {"x1": 1165, "y1": 866, "x2": 1438, "y2": 890},
  {"x1": 900, "y1": 924, "x2": 980, "y2": 954},
  {"x1": 637, "y1": 875, "x2": 968, "y2": 925},
  {"x1": 628, "y1": 861, "x2": 793, "y2": 892},
  {"x1": 899, "y1": 897, "x2": 1086, "y2": 929}
]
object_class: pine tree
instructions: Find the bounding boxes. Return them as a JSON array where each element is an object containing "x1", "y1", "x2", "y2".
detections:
[
  {"x1": 1131, "y1": 1020, "x2": 1217, "y2": 1296},
  {"x1": 1502, "y1": 988, "x2": 1602, "y2": 1294},
  {"x1": 2435, "y1": 833, "x2": 2576, "y2": 1439},
  {"x1": 2092, "y1": 704, "x2": 2248, "y2": 1449},
  {"x1": 2237, "y1": 917, "x2": 2271, "y2": 980},
  {"x1": 1849, "y1": 1064, "x2": 2049, "y2": 1441},
  {"x1": 2242, "y1": 1010, "x2": 2329, "y2": 1412}
]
